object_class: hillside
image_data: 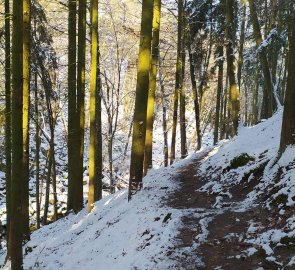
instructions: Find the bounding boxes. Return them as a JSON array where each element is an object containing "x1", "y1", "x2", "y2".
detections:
[{"x1": 2, "y1": 110, "x2": 295, "y2": 269}]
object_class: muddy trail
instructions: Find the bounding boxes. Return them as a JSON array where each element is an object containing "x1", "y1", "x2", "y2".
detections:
[{"x1": 165, "y1": 153, "x2": 294, "y2": 270}]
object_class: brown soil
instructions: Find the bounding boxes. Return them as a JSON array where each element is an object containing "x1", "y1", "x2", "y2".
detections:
[{"x1": 166, "y1": 152, "x2": 294, "y2": 270}]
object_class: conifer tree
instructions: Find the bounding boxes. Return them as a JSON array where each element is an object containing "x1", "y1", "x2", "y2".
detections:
[
  {"x1": 225, "y1": 0, "x2": 239, "y2": 135},
  {"x1": 9, "y1": 0, "x2": 24, "y2": 267},
  {"x1": 5, "y1": 0, "x2": 11, "y2": 245},
  {"x1": 88, "y1": 0, "x2": 102, "y2": 212},
  {"x1": 188, "y1": 32, "x2": 201, "y2": 150},
  {"x1": 280, "y1": 12, "x2": 295, "y2": 152},
  {"x1": 75, "y1": 0, "x2": 86, "y2": 211},
  {"x1": 67, "y1": 0, "x2": 77, "y2": 212},
  {"x1": 34, "y1": 72, "x2": 40, "y2": 229},
  {"x1": 22, "y1": 0, "x2": 31, "y2": 239},
  {"x1": 170, "y1": 0, "x2": 183, "y2": 164},
  {"x1": 179, "y1": 21, "x2": 187, "y2": 159},
  {"x1": 249, "y1": 0, "x2": 276, "y2": 119},
  {"x1": 214, "y1": 47, "x2": 224, "y2": 144},
  {"x1": 128, "y1": 0, "x2": 154, "y2": 199},
  {"x1": 144, "y1": 0, "x2": 161, "y2": 176}
]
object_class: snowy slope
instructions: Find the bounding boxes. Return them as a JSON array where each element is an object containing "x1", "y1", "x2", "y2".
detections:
[
  {"x1": 2, "y1": 109, "x2": 295, "y2": 269},
  {"x1": 198, "y1": 110, "x2": 282, "y2": 203},
  {"x1": 198, "y1": 110, "x2": 295, "y2": 266},
  {"x1": 0, "y1": 156, "x2": 200, "y2": 270}
]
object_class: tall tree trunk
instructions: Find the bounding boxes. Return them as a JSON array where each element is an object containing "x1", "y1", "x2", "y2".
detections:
[
  {"x1": 226, "y1": 0, "x2": 240, "y2": 136},
  {"x1": 170, "y1": 0, "x2": 183, "y2": 164},
  {"x1": 51, "y1": 102, "x2": 58, "y2": 222},
  {"x1": 220, "y1": 79, "x2": 228, "y2": 140},
  {"x1": 237, "y1": 2, "x2": 246, "y2": 91},
  {"x1": 5, "y1": 0, "x2": 11, "y2": 246},
  {"x1": 42, "y1": 100, "x2": 55, "y2": 225},
  {"x1": 281, "y1": 48, "x2": 288, "y2": 103},
  {"x1": 107, "y1": 119, "x2": 114, "y2": 193},
  {"x1": 89, "y1": 0, "x2": 102, "y2": 212},
  {"x1": 244, "y1": 86, "x2": 248, "y2": 125},
  {"x1": 249, "y1": 0, "x2": 277, "y2": 119},
  {"x1": 214, "y1": 47, "x2": 224, "y2": 144},
  {"x1": 280, "y1": 13, "x2": 295, "y2": 152},
  {"x1": 75, "y1": 0, "x2": 86, "y2": 211},
  {"x1": 144, "y1": 0, "x2": 161, "y2": 175},
  {"x1": 34, "y1": 72, "x2": 40, "y2": 229},
  {"x1": 219, "y1": 77, "x2": 224, "y2": 138},
  {"x1": 43, "y1": 146, "x2": 53, "y2": 225},
  {"x1": 159, "y1": 55, "x2": 169, "y2": 167},
  {"x1": 9, "y1": 0, "x2": 24, "y2": 267},
  {"x1": 67, "y1": 0, "x2": 77, "y2": 212},
  {"x1": 22, "y1": 0, "x2": 31, "y2": 240},
  {"x1": 188, "y1": 42, "x2": 201, "y2": 150},
  {"x1": 252, "y1": 71, "x2": 259, "y2": 125},
  {"x1": 179, "y1": 28, "x2": 187, "y2": 159},
  {"x1": 36, "y1": 48, "x2": 57, "y2": 225},
  {"x1": 89, "y1": 0, "x2": 97, "y2": 209},
  {"x1": 52, "y1": 154, "x2": 58, "y2": 221},
  {"x1": 128, "y1": 0, "x2": 154, "y2": 200},
  {"x1": 95, "y1": 43, "x2": 103, "y2": 202}
]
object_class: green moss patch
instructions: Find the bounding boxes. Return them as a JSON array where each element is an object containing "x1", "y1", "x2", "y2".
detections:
[{"x1": 230, "y1": 153, "x2": 255, "y2": 169}]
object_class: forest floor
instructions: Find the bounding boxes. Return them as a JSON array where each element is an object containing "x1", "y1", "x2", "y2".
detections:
[{"x1": 166, "y1": 149, "x2": 295, "y2": 269}]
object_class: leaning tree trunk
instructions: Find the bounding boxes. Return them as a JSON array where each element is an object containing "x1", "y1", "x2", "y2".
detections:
[
  {"x1": 35, "y1": 47, "x2": 57, "y2": 225},
  {"x1": 280, "y1": 14, "x2": 295, "y2": 152},
  {"x1": 128, "y1": 0, "x2": 154, "y2": 200},
  {"x1": 170, "y1": 0, "x2": 183, "y2": 164},
  {"x1": 144, "y1": 0, "x2": 161, "y2": 176},
  {"x1": 43, "y1": 144, "x2": 53, "y2": 225},
  {"x1": 9, "y1": 0, "x2": 24, "y2": 267}
]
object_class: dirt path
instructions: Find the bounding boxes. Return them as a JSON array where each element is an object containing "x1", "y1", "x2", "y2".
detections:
[{"x1": 166, "y1": 153, "x2": 293, "y2": 270}]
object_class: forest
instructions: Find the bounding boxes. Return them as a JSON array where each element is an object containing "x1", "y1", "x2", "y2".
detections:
[{"x1": 0, "y1": 0, "x2": 295, "y2": 269}]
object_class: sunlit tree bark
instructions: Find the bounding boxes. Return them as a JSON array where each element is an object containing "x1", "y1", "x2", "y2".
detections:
[
  {"x1": 226, "y1": 0, "x2": 239, "y2": 135},
  {"x1": 144, "y1": 0, "x2": 161, "y2": 175},
  {"x1": 128, "y1": 0, "x2": 154, "y2": 199},
  {"x1": 22, "y1": 0, "x2": 31, "y2": 239},
  {"x1": 88, "y1": 0, "x2": 102, "y2": 212}
]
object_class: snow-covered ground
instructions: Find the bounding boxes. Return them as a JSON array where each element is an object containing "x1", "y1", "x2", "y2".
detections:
[
  {"x1": 0, "y1": 154, "x2": 200, "y2": 269},
  {"x1": 2, "y1": 109, "x2": 295, "y2": 269},
  {"x1": 198, "y1": 109, "x2": 295, "y2": 267}
]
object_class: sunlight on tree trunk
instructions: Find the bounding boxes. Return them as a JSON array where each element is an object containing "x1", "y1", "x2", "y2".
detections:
[
  {"x1": 144, "y1": 0, "x2": 161, "y2": 176},
  {"x1": 128, "y1": 0, "x2": 154, "y2": 200}
]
